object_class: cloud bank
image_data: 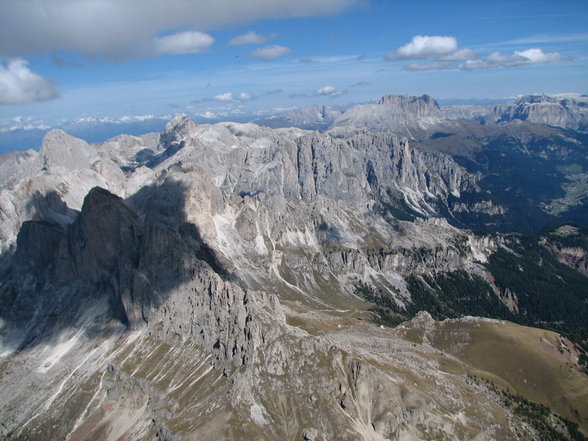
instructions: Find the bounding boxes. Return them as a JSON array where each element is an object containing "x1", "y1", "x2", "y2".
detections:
[
  {"x1": 388, "y1": 35, "x2": 565, "y2": 71},
  {"x1": 0, "y1": 0, "x2": 359, "y2": 58},
  {"x1": 0, "y1": 58, "x2": 60, "y2": 104}
]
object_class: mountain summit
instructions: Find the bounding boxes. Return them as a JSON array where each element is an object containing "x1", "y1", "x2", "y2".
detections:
[{"x1": 332, "y1": 93, "x2": 443, "y2": 134}]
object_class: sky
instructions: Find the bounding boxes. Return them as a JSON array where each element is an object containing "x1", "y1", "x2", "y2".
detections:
[{"x1": 1, "y1": 0, "x2": 588, "y2": 143}]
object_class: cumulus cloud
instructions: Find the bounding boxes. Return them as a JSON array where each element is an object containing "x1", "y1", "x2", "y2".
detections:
[
  {"x1": 0, "y1": 58, "x2": 59, "y2": 104},
  {"x1": 461, "y1": 49, "x2": 564, "y2": 70},
  {"x1": 229, "y1": 31, "x2": 274, "y2": 46},
  {"x1": 200, "y1": 111, "x2": 217, "y2": 118},
  {"x1": 0, "y1": 115, "x2": 49, "y2": 132},
  {"x1": 213, "y1": 91, "x2": 253, "y2": 102},
  {"x1": 71, "y1": 114, "x2": 171, "y2": 124},
  {"x1": 251, "y1": 45, "x2": 292, "y2": 60},
  {"x1": 389, "y1": 34, "x2": 566, "y2": 72},
  {"x1": 386, "y1": 35, "x2": 457, "y2": 60},
  {"x1": 407, "y1": 48, "x2": 565, "y2": 71},
  {"x1": 315, "y1": 85, "x2": 343, "y2": 97},
  {"x1": 154, "y1": 31, "x2": 214, "y2": 54},
  {"x1": 0, "y1": 0, "x2": 359, "y2": 58},
  {"x1": 215, "y1": 92, "x2": 233, "y2": 102}
]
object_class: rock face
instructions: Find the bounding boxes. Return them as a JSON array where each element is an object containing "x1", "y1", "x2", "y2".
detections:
[
  {"x1": 492, "y1": 94, "x2": 588, "y2": 130},
  {"x1": 377, "y1": 93, "x2": 441, "y2": 116},
  {"x1": 0, "y1": 114, "x2": 586, "y2": 441}
]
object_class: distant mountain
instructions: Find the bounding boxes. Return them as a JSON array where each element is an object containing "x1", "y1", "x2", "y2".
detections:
[
  {"x1": 492, "y1": 93, "x2": 588, "y2": 131},
  {"x1": 331, "y1": 94, "x2": 444, "y2": 136},
  {"x1": 0, "y1": 117, "x2": 170, "y2": 155},
  {"x1": 256, "y1": 105, "x2": 344, "y2": 130}
]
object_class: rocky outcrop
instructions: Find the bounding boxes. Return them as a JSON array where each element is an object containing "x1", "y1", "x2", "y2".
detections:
[
  {"x1": 2, "y1": 185, "x2": 255, "y2": 366},
  {"x1": 39, "y1": 129, "x2": 99, "y2": 172}
]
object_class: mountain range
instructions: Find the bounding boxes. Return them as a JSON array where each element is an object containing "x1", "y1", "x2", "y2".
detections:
[{"x1": 0, "y1": 93, "x2": 587, "y2": 441}]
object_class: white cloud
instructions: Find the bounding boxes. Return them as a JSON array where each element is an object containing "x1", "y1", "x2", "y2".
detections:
[
  {"x1": 154, "y1": 31, "x2": 214, "y2": 55},
  {"x1": 315, "y1": 85, "x2": 343, "y2": 97},
  {"x1": 212, "y1": 91, "x2": 252, "y2": 102},
  {"x1": 229, "y1": 31, "x2": 274, "y2": 46},
  {"x1": 215, "y1": 92, "x2": 233, "y2": 102},
  {"x1": 251, "y1": 45, "x2": 292, "y2": 60},
  {"x1": 406, "y1": 48, "x2": 564, "y2": 71},
  {"x1": 386, "y1": 35, "x2": 457, "y2": 60},
  {"x1": 461, "y1": 48, "x2": 564, "y2": 70},
  {"x1": 200, "y1": 111, "x2": 217, "y2": 118},
  {"x1": 0, "y1": 0, "x2": 359, "y2": 58},
  {"x1": 0, "y1": 115, "x2": 49, "y2": 132},
  {"x1": 119, "y1": 114, "x2": 166, "y2": 122},
  {"x1": 511, "y1": 48, "x2": 563, "y2": 64},
  {"x1": 0, "y1": 58, "x2": 59, "y2": 104},
  {"x1": 71, "y1": 114, "x2": 170, "y2": 124},
  {"x1": 390, "y1": 34, "x2": 566, "y2": 72}
]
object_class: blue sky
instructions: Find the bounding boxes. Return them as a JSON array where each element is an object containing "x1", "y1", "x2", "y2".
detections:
[{"x1": 1, "y1": 0, "x2": 587, "y2": 136}]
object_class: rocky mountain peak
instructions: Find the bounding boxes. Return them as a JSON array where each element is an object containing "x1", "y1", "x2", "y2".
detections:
[
  {"x1": 39, "y1": 128, "x2": 98, "y2": 171},
  {"x1": 377, "y1": 93, "x2": 441, "y2": 116},
  {"x1": 162, "y1": 115, "x2": 197, "y2": 140},
  {"x1": 332, "y1": 93, "x2": 443, "y2": 134}
]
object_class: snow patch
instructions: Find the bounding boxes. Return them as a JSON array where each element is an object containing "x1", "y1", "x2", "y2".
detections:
[
  {"x1": 281, "y1": 229, "x2": 319, "y2": 248},
  {"x1": 250, "y1": 403, "x2": 269, "y2": 426},
  {"x1": 37, "y1": 329, "x2": 83, "y2": 373},
  {"x1": 255, "y1": 234, "x2": 268, "y2": 255}
]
